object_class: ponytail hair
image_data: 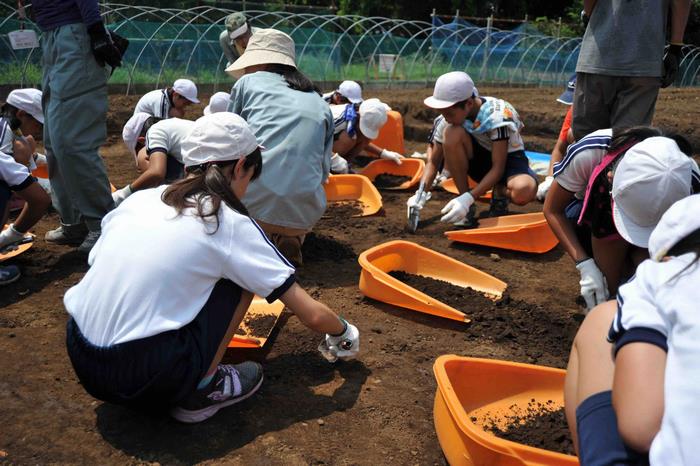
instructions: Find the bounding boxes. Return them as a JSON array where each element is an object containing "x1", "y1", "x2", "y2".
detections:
[
  {"x1": 161, "y1": 148, "x2": 262, "y2": 233},
  {"x1": 265, "y1": 64, "x2": 321, "y2": 95},
  {"x1": 610, "y1": 126, "x2": 693, "y2": 156}
]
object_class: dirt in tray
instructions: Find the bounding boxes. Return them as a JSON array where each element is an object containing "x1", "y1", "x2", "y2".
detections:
[
  {"x1": 387, "y1": 271, "x2": 579, "y2": 364},
  {"x1": 324, "y1": 200, "x2": 365, "y2": 217},
  {"x1": 301, "y1": 232, "x2": 356, "y2": 262},
  {"x1": 479, "y1": 401, "x2": 575, "y2": 456},
  {"x1": 242, "y1": 314, "x2": 279, "y2": 338},
  {"x1": 373, "y1": 174, "x2": 412, "y2": 188}
]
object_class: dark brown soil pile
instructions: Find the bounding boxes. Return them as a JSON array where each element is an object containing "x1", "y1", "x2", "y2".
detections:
[
  {"x1": 324, "y1": 200, "x2": 365, "y2": 217},
  {"x1": 480, "y1": 401, "x2": 574, "y2": 455},
  {"x1": 243, "y1": 314, "x2": 279, "y2": 338},
  {"x1": 301, "y1": 232, "x2": 356, "y2": 262},
  {"x1": 373, "y1": 174, "x2": 412, "y2": 189},
  {"x1": 387, "y1": 271, "x2": 578, "y2": 363}
]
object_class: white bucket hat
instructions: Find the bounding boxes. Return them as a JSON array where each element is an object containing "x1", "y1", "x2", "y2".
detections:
[
  {"x1": 612, "y1": 136, "x2": 695, "y2": 248},
  {"x1": 225, "y1": 29, "x2": 296, "y2": 78},
  {"x1": 337, "y1": 80, "x2": 363, "y2": 104},
  {"x1": 182, "y1": 112, "x2": 261, "y2": 168},
  {"x1": 122, "y1": 112, "x2": 152, "y2": 164},
  {"x1": 648, "y1": 194, "x2": 700, "y2": 261},
  {"x1": 7, "y1": 88, "x2": 44, "y2": 124},
  {"x1": 358, "y1": 98, "x2": 389, "y2": 140},
  {"x1": 172, "y1": 78, "x2": 200, "y2": 104},
  {"x1": 424, "y1": 71, "x2": 476, "y2": 109},
  {"x1": 203, "y1": 92, "x2": 231, "y2": 115}
]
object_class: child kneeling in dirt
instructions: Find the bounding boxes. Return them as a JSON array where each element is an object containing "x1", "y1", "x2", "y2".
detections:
[
  {"x1": 64, "y1": 113, "x2": 360, "y2": 423},
  {"x1": 329, "y1": 98, "x2": 403, "y2": 174},
  {"x1": 133, "y1": 78, "x2": 200, "y2": 119},
  {"x1": 564, "y1": 194, "x2": 700, "y2": 464},
  {"x1": 412, "y1": 71, "x2": 537, "y2": 227},
  {"x1": 113, "y1": 113, "x2": 195, "y2": 206}
]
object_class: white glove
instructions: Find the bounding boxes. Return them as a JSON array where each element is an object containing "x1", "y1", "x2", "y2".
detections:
[
  {"x1": 34, "y1": 153, "x2": 47, "y2": 166},
  {"x1": 330, "y1": 153, "x2": 349, "y2": 174},
  {"x1": 112, "y1": 185, "x2": 133, "y2": 208},
  {"x1": 380, "y1": 149, "x2": 404, "y2": 165},
  {"x1": 576, "y1": 258, "x2": 609, "y2": 311},
  {"x1": 537, "y1": 176, "x2": 554, "y2": 201},
  {"x1": 0, "y1": 224, "x2": 28, "y2": 251},
  {"x1": 318, "y1": 319, "x2": 360, "y2": 362},
  {"x1": 406, "y1": 188, "x2": 431, "y2": 212},
  {"x1": 440, "y1": 192, "x2": 475, "y2": 224}
]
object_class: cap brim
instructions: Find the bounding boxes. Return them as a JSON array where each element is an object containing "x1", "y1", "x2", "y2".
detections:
[
  {"x1": 556, "y1": 90, "x2": 573, "y2": 105},
  {"x1": 348, "y1": 97, "x2": 363, "y2": 104},
  {"x1": 185, "y1": 96, "x2": 200, "y2": 104},
  {"x1": 612, "y1": 200, "x2": 653, "y2": 248},
  {"x1": 423, "y1": 96, "x2": 457, "y2": 109},
  {"x1": 225, "y1": 50, "x2": 296, "y2": 78},
  {"x1": 359, "y1": 120, "x2": 379, "y2": 140}
]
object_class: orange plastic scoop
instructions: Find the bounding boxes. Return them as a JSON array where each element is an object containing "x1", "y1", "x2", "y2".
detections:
[
  {"x1": 228, "y1": 297, "x2": 285, "y2": 349},
  {"x1": 0, "y1": 225, "x2": 33, "y2": 262},
  {"x1": 440, "y1": 177, "x2": 492, "y2": 201},
  {"x1": 360, "y1": 158, "x2": 425, "y2": 190},
  {"x1": 358, "y1": 240, "x2": 506, "y2": 323},
  {"x1": 433, "y1": 355, "x2": 577, "y2": 466},
  {"x1": 371, "y1": 110, "x2": 405, "y2": 155},
  {"x1": 324, "y1": 174, "x2": 383, "y2": 217},
  {"x1": 445, "y1": 212, "x2": 559, "y2": 254}
]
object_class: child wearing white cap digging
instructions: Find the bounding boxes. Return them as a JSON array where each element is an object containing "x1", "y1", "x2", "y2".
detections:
[
  {"x1": 225, "y1": 29, "x2": 334, "y2": 265},
  {"x1": 544, "y1": 128, "x2": 700, "y2": 312},
  {"x1": 64, "y1": 112, "x2": 360, "y2": 423},
  {"x1": 564, "y1": 194, "x2": 700, "y2": 465},
  {"x1": 113, "y1": 112, "x2": 195, "y2": 207},
  {"x1": 0, "y1": 89, "x2": 52, "y2": 258},
  {"x1": 203, "y1": 92, "x2": 231, "y2": 115},
  {"x1": 416, "y1": 71, "x2": 537, "y2": 227},
  {"x1": 323, "y1": 80, "x2": 363, "y2": 105},
  {"x1": 133, "y1": 78, "x2": 200, "y2": 119},
  {"x1": 329, "y1": 97, "x2": 404, "y2": 174}
]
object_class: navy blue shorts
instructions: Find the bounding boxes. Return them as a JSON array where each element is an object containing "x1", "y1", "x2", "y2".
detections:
[
  {"x1": 466, "y1": 133, "x2": 538, "y2": 185},
  {"x1": 0, "y1": 180, "x2": 11, "y2": 219},
  {"x1": 66, "y1": 279, "x2": 242, "y2": 410},
  {"x1": 576, "y1": 391, "x2": 649, "y2": 466}
]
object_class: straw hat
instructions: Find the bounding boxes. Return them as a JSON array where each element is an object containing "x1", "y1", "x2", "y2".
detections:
[{"x1": 225, "y1": 29, "x2": 296, "y2": 78}]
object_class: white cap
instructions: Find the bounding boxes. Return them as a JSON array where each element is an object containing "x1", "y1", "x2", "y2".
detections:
[
  {"x1": 612, "y1": 137, "x2": 694, "y2": 248},
  {"x1": 225, "y1": 29, "x2": 296, "y2": 79},
  {"x1": 203, "y1": 92, "x2": 231, "y2": 115},
  {"x1": 649, "y1": 194, "x2": 700, "y2": 261},
  {"x1": 122, "y1": 112, "x2": 152, "y2": 163},
  {"x1": 182, "y1": 112, "x2": 260, "y2": 168},
  {"x1": 229, "y1": 23, "x2": 249, "y2": 41},
  {"x1": 424, "y1": 71, "x2": 476, "y2": 109},
  {"x1": 172, "y1": 78, "x2": 200, "y2": 104},
  {"x1": 7, "y1": 88, "x2": 44, "y2": 124},
  {"x1": 337, "y1": 80, "x2": 363, "y2": 104},
  {"x1": 358, "y1": 98, "x2": 389, "y2": 140}
]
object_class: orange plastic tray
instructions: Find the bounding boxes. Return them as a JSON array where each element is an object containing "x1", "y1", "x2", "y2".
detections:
[
  {"x1": 324, "y1": 174, "x2": 383, "y2": 217},
  {"x1": 31, "y1": 165, "x2": 48, "y2": 179},
  {"x1": 433, "y1": 355, "x2": 578, "y2": 466},
  {"x1": 371, "y1": 110, "x2": 405, "y2": 155},
  {"x1": 445, "y1": 212, "x2": 559, "y2": 254},
  {"x1": 228, "y1": 297, "x2": 285, "y2": 349},
  {"x1": 360, "y1": 158, "x2": 424, "y2": 190},
  {"x1": 358, "y1": 240, "x2": 506, "y2": 323},
  {"x1": 0, "y1": 225, "x2": 33, "y2": 262},
  {"x1": 440, "y1": 177, "x2": 492, "y2": 201}
]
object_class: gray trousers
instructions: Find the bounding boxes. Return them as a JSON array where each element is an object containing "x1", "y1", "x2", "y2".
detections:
[
  {"x1": 41, "y1": 23, "x2": 114, "y2": 231},
  {"x1": 572, "y1": 72, "x2": 661, "y2": 141}
]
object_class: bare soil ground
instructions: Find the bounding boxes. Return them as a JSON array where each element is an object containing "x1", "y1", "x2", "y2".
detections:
[{"x1": 1, "y1": 87, "x2": 698, "y2": 465}]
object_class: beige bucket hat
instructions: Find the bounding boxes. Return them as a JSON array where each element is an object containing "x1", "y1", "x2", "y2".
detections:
[{"x1": 225, "y1": 29, "x2": 296, "y2": 78}]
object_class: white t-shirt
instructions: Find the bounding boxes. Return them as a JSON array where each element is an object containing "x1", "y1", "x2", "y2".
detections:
[
  {"x1": 609, "y1": 254, "x2": 700, "y2": 465},
  {"x1": 134, "y1": 89, "x2": 171, "y2": 119},
  {"x1": 553, "y1": 128, "x2": 613, "y2": 199},
  {"x1": 330, "y1": 103, "x2": 358, "y2": 139},
  {"x1": 0, "y1": 118, "x2": 13, "y2": 155},
  {"x1": 0, "y1": 149, "x2": 32, "y2": 189},
  {"x1": 431, "y1": 97, "x2": 525, "y2": 154},
  {"x1": 64, "y1": 186, "x2": 296, "y2": 347},
  {"x1": 145, "y1": 118, "x2": 194, "y2": 164}
]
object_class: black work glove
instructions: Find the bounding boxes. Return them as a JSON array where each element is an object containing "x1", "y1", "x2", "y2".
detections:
[
  {"x1": 661, "y1": 43, "x2": 682, "y2": 88},
  {"x1": 87, "y1": 21, "x2": 123, "y2": 69}
]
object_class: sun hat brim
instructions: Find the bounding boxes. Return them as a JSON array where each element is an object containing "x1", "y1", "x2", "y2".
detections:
[
  {"x1": 612, "y1": 199, "x2": 653, "y2": 248},
  {"x1": 359, "y1": 119, "x2": 380, "y2": 140},
  {"x1": 225, "y1": 50, "x2": 296, "y2": 78}
]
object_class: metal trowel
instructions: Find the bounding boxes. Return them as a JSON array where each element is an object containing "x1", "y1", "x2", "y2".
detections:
[{"x1": 407, "y1": 181, "x2": 425, "y2": 233}]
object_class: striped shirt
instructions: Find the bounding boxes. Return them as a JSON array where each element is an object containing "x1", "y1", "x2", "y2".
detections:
[{"x1": 0, "y1": 118, "x2": 13, "y2": 155}]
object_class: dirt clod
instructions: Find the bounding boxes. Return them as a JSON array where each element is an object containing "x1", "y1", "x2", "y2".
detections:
[{"x1": 301, "y1": 232, "x2": 356, "y2": 262}]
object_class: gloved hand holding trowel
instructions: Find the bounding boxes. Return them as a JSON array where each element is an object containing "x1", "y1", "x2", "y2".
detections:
[{"x1": 406, "y1": 181, "x2": 431, "y2": 233}]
